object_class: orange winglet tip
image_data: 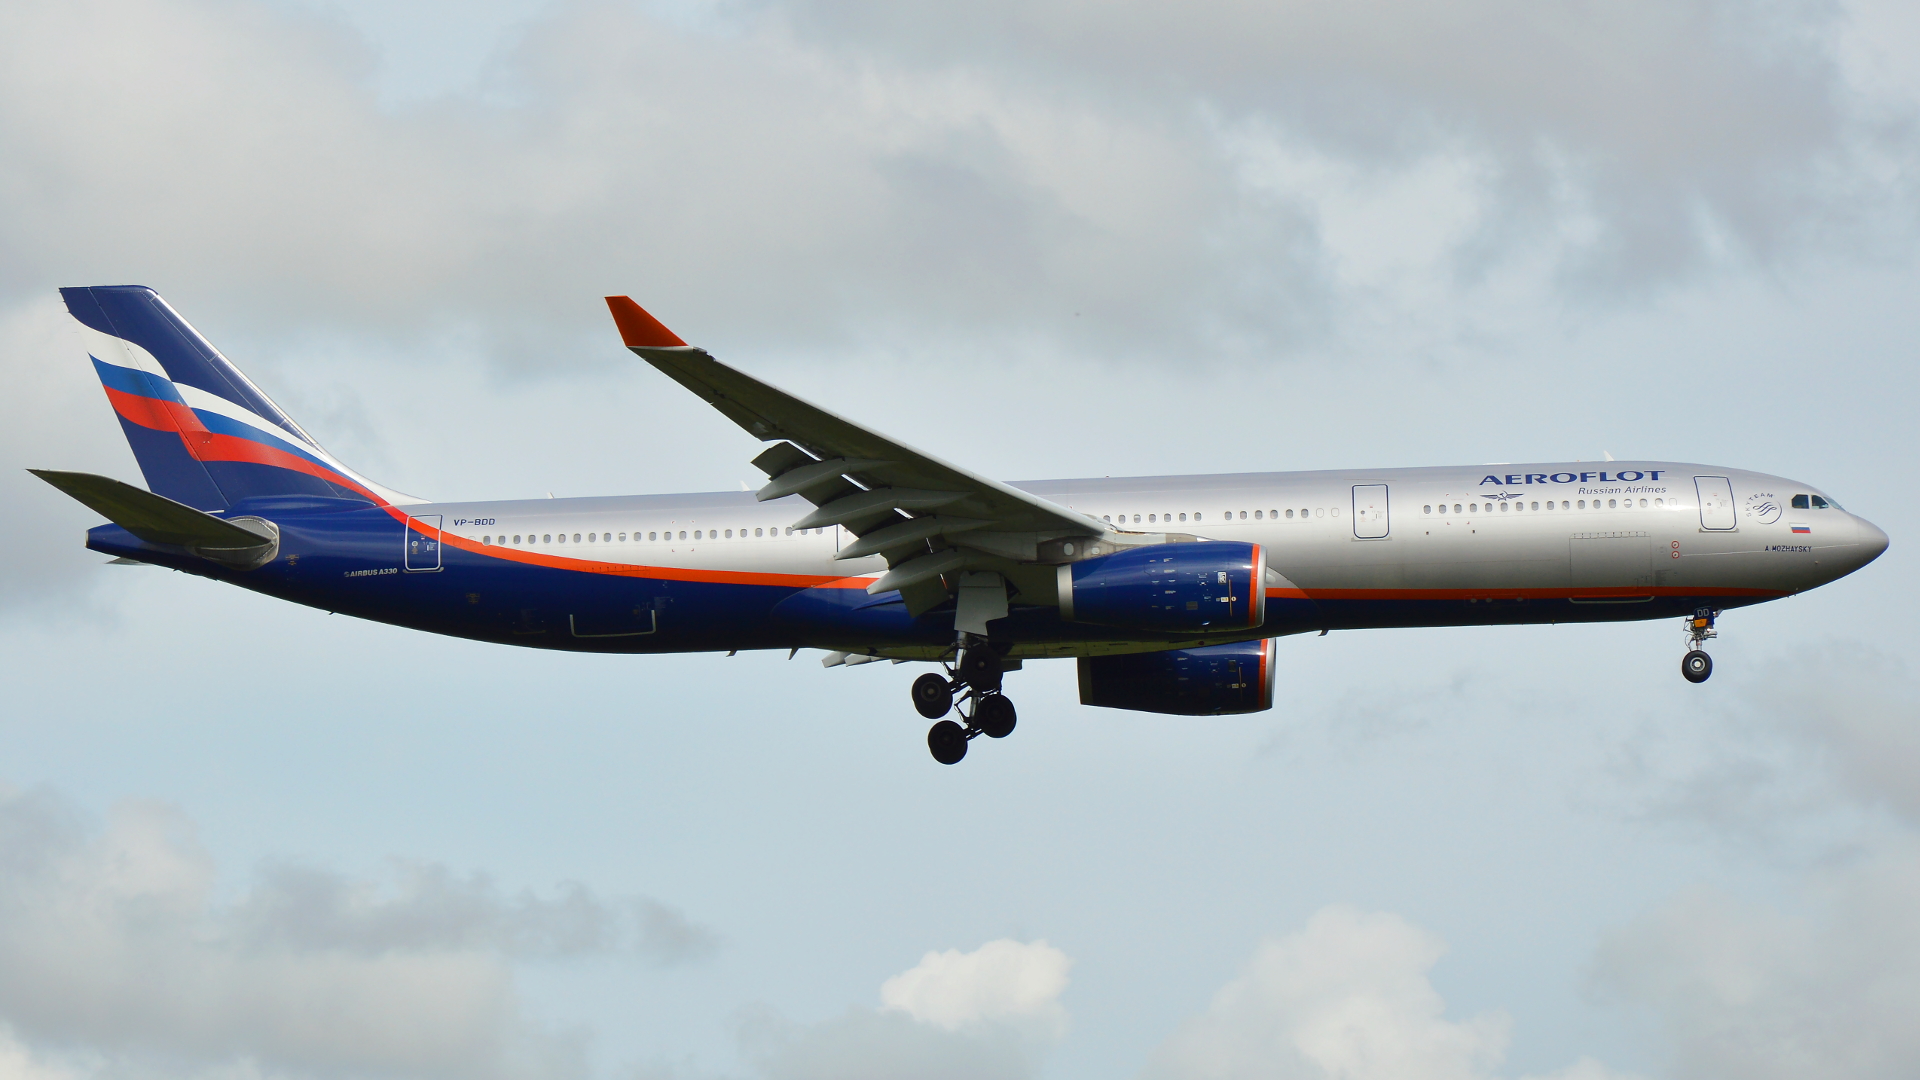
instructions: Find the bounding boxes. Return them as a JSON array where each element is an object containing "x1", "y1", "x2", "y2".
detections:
[{"x1": 604, "y1": 296, "x2": 688, "y2": 348}]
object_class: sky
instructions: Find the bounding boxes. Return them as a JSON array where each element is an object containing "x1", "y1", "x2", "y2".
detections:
[{"x1": 3, "y1": 1, "x2": 1919, "y2": 1078}]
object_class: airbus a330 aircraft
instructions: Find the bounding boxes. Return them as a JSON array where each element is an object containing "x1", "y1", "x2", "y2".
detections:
[{"x1": 36, "y1": 286, "x2": 1889, "y2": 763}]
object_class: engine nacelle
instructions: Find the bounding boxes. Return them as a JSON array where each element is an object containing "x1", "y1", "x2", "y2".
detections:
[
  {"x1": 1056, "y1": 541, "x2": 1266, "y2": 632},
  {"x1": 1077, "y1": 639, "x2": 1277, "y2": 715}
]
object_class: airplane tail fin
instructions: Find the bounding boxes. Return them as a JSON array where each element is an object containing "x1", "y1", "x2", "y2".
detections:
[{"x1": 59, "y1": 286, "x2": 410, "y2": 511}]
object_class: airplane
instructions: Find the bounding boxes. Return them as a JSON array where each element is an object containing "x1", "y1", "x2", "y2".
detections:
[{"x1": 34, "y1": 286, "x2": 1889, "y2": 764}]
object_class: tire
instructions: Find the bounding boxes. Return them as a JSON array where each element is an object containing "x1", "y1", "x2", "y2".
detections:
[
  {"x1": 912, "y1": 673, "x2": 953, "y2": 719},
  {"x1": 928, "y1": 720, "x2": 969, "y2": 764},
  {"x1": 1681, "y1": 650, "x2": 1713, "y2": 684},
  {"x1": 975, "y1": 694, "x2": 1017, "y2": 739}
]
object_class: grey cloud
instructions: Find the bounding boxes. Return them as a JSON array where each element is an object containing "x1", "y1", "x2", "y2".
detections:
[
  {"x1": 1593, "y1": 847, "x2": 1920, "y2": 1079},
  {"x1": 773, "y1": 0, "x2": 1877, "y2": 289},
  {"x1": 233, "y1": 859, "x2": 717, "y2": 964},
  {"x1": 0, "y1": 784, "x2": 711, "y2": 1079},
  {"x1": 1609, "y1": 642, "x2": 1920, "y2": 842},
  {"x1": 0, "y1": 0, "x2": 1903, "y2": 371}
]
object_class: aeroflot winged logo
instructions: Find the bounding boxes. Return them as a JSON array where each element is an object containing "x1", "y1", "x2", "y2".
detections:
[{"x1": 1480, "y1": 470, "x2": 1667, "y2": 485}]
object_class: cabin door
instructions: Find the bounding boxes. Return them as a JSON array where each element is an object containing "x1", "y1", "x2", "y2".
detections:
[
  {"x1": 1352, "y1": 485, "x2": 1390, "y2": 539},
  {"x1": 405, "y1": 514, "x2": 443, "y2": 571},
  {"x1": 1694, "y1": 476, "x2": 1736, "y2": 531}
]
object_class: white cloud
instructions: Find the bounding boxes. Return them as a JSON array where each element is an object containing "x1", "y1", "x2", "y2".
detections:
[
  {"x1": 0, "y1": 1026, "x2": 86, "y2": 1080},
  {"x1": 1140, "y1": 906, "x2": 1638, "y2": 1080},
  {"x1": 0, "y1": 784, "x2": 711, "y2": 1080},
  {"x1": 725, "y1": 938, "x2": 1073, "y2": 1080},
  {"x1": 878, "y1": 938, "x2": 1072, "y2": 1032}
]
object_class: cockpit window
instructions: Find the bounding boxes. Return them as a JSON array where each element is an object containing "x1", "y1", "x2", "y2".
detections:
[
  {"x1": 1792, "y1": 494, "x2": 1810, "y2": 509},
  {"x1": 1810, "y1": 495, "x2": 1830, "y2": 510}
]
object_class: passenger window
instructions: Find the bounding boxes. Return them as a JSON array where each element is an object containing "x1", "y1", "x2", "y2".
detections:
[
  {"x1": 543, "y1": 534, "x2": 551, "y2": 543},
  {"x1": 1470, "y1": 504, "x2": 1478, "y2": 513},
  {"x1": 1499, "y1": 502, "x2": 1509, "y2": 512},
  {"x1": 678, "y1": 531, "x2": 686, "y2": 540},
  {"x1": 1134, "y1": 515, "x2": 1142, "y2": 523},
  {"x1": 1423, "y1": 505, "x2": 1432, "y2": 514},
  {"x1": 1148, "y1": 514, "x2": 1156, "y2": 523},
  {"x1": 1530, "y1": 502, "x2": 1538, "y2": 510},
  {"x1": 1315, "y1": 508, "x2": 1324, "y2": 518},
  {"x1": 513, "y1": 535, "x2": 521, "y2": 544},
  {"x1": 1791, "y1": 495, "x2": 1810, "y2": 508},
  {"x1": 1178, "y1": 513, "x2": 1187, "y2": 522},
  {"x1": 1254, "y1": 510, "x2": 1263, "y2": 520},
  {"x1": 1811, "y1": 495, "x2": 1830, "y2": 509},
  {"x1": 1194, "y1": 513, "x2": 1203, "y2": 521},
  {"x1": 1269, "y1": 510, "x2": 1278, "y2": 518},
  {"x1": 1287, "y1": 509, "x2": 1295, "y2": 518},
  {"x1": 1239, "y1": 511, "x2": 1248, "y2": 520}
]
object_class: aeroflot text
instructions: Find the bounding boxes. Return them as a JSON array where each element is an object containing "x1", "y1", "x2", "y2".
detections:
[{"x1": 1479, "y1": 471, "x2": 1666, "y2": 485}]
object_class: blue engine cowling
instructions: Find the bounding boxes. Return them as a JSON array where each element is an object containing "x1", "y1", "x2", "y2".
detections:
[
  {"x1": 1077, "y1": 639, "x2": 1277, "y2": 715},
  {"x1": 1057, "y1": 541, "x2": 1266, "y2": 632}
]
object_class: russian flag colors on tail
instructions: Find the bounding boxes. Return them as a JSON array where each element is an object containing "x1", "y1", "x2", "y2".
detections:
[{"x1": 61, "y1": 286, "x2": 412, "y2": 510}]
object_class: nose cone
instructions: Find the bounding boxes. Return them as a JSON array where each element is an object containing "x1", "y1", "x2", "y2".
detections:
[{"x1": 1857, "y1": 517, "x2": 1891, "y2": 565}]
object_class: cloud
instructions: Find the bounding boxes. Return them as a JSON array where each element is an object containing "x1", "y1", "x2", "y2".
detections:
[
  {"x1": 1593, "y1": 843, "x2": 1920, "y2": 1080},
  {"x1": 0, "y1": 0, "x2": 1906, "y2": 370},
  {"x1": 0, "y1": 784, "x2": 712, "y2": 1079},
  {"x1": 1608, "y1": 643, "x2": 1920, "y2": 844},
  {"x1": 1140, "y1": 906, "x2": 1637, "y2": 1080},
  {"x1": 723, "y1": 938, "x2": 1072, "y2": 1080},
  {"x1": 879, "y1": 938, "x2": 1072, "y2": 1032},
  {"x1": 231, "y1": 859, "x2": 717, "y2": 965}
]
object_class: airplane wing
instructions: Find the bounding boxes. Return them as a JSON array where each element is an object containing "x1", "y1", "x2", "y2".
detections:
[{"x1": 606, "y1": 297, "x2": 1110, "y2": 614}]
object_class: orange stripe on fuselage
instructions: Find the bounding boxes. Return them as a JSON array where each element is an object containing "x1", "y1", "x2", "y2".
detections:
[{"x1": 426, "y1": 526, "x2": 874, "y2": 589}]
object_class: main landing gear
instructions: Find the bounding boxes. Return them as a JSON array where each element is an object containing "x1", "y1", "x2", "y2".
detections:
[
  {"x1": 1681, "y1": 607, "x2": 1718, "y2": 684},
  {"x1": 913, "y1": 638, "x2": 1017, "y2": 764}
]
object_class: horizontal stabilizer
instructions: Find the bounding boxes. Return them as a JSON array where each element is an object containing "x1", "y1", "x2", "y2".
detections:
[{"x1": 29, "y1": 469, "x2": 275, "y2": 550}]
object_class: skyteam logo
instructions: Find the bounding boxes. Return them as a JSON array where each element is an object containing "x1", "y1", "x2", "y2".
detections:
[{"x1": 1744, "y1": 492, "x2": 1783, "y2": 525}]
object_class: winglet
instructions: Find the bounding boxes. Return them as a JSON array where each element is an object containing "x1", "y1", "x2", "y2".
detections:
[{"x1": 604, "y1": 296, "x2": 688, "y2": 348}]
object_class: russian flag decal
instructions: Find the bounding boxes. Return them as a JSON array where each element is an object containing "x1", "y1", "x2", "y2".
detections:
[{"x1": 1790, "y1": 523, "x2": 1812, "y2": 534}]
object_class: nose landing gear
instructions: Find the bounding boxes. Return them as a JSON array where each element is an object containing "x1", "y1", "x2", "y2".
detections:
[
  {"x1": 916, "y1": 638, "x2": 1017, "y2": 764},
  {"x1": 1681, "y1": 607, "x2": 1718, "y2": 684}
]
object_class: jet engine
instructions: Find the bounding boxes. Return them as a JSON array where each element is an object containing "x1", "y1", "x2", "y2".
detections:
[
  {"x1": 1056, "y1": 541, "x2": 1266, "y2": 632},
  {"x1": 1076, "y1": 639, "x2": 1277, "y2": 715}
]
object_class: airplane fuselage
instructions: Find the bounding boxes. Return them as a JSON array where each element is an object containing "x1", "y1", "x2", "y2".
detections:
[{"x1": 86, "y1": 459, "x2": 1886, "y2": 660}]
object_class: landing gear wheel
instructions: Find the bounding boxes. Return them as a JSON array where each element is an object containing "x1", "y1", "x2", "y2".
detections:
[
  {"x1": 1681, "y1": 650, "x2": 1713, "y2": 684},
  {"x1": 927, "y1": 719, "x2": 969, "y2": 764},
  {"x1": 912, "y1": 673, "x2": 954, "y2": 719},
  {"x1": 975, "y1": 694, "x2": 1017, "y2": 739}
]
